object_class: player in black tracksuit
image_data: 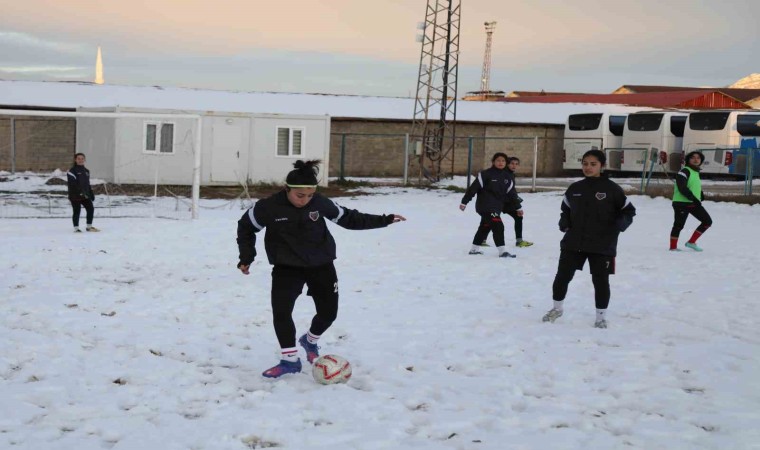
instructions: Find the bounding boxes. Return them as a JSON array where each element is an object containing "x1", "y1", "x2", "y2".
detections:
[
  {"x1": 66, "y1": 153, "x2": 98, "y2": 232},
  {"x1": 542, "y1": 150, "x2": 636, "y2": 328},
  {"x1": 459, "y1": 152, "x2": 520, "y2": 258},
  {"x1": 237, "y1": 160, "x2": 406, "y2": 378}
]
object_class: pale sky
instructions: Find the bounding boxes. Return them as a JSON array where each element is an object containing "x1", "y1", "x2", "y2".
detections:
[{"x1": 0, "y1": 0, "x2": 758, "y2": 97}]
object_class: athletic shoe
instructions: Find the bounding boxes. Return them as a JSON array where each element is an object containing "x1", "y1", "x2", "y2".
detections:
[
  {"x1": 542, "y1": 308, "x2": 563, "y2": 323},
  {"x1": 594, "y1": 319, "x2": 608, "y2": 329},
  {"x1": 684, "y1": 242, "x2": 702, "y2": 252},
  {"x1": 262, "y1": 359, "x2": 302, "y2": 378},
  {"x1": 468, "y1": 249, "x2": 484, "y2": 255},
  {"x1": 516, "y1": 240, "x2": 534, "y2": 248},
  {"x1": 74, "y1": 228, "x2": 82, "y2": 233},
  {"x1": 86, "y1": 226, "x2": 100, "y2": 232},
  {"x1": 298, "y1": 334, "x2": 320, "y2": 364},
  {"x1": 669, "y1": 248, "x2": 682, "y2": 252},
  {"x1": 499, "y1": 251, "x2": 516, "y2": 258}
]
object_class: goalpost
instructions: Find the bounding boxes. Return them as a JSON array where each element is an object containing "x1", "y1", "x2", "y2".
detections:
[{"x1": 0, "y1": 109, "x2": 202, "y2": 220}]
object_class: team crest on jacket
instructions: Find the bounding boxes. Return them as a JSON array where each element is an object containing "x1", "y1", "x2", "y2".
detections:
[
  {"x1": 309, "y1": 211, "x2": 320, "y2": 221},
  {"x1": 595, "y1": 192, "x2": 607, "y2": 200}
]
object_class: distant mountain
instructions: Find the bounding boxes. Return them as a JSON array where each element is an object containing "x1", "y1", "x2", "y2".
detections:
[{"x1": 729, "y1": 74, "x2": 760, "y2": 89}]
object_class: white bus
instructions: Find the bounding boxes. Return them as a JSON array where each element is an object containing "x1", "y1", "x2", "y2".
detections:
[
  {"x1": 563, "y1": 113, "x2": 627, "y2": 171},
  {"x1": 620, "y1": 111, "x2": 688, "y2": 174},
  {"x1": 682, "y1": 110, "x2": 760, "y2": 175}
]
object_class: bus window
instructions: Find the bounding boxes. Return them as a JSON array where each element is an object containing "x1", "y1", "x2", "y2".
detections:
[
  {"x1": 737, "y1": 114, "x2": 760, "y2": 137},
  {"x1": 568, "y1": 114, "x2": 602, "y2": 131},
  {"x1": 689, "y1": 112, "x2": 730, "y2": 131},
  {"x1": 670, "y1": 116, "x2": 686, "y2": 137},
  {"x1": 627, "y1": 113, "x2": 664, "y2": 132},
  {"x1": 608, "y1": 115, "x2": 626, "y2": 136}
]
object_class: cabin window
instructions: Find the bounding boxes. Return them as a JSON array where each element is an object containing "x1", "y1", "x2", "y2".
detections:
[
  {"x1": 144, "y1": 122, "x2": 175, "y2": 154},
  {"x1": 276, "y1": 127, "x2": 304, "y2": 157}
]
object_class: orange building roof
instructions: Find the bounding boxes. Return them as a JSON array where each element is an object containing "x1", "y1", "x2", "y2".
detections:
[{"x1": 497, "y1": 90, "x2": 751, "y2": 109}]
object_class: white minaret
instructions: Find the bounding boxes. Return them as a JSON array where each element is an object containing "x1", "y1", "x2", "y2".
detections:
[{"x1": 95, "y1": 46, "x2": 104, "y2": 85}]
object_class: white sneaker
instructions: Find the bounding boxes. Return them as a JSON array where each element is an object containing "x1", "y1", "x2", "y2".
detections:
[
  {"x1": 594, "y1": 319, "x2": 608, "y2": 329},
  {"x1": 74, "y1": 227, "x2": 82, "y2": 233},
  {"x1": 542, "y1": 308, "x2": 563, "y2": 323}
]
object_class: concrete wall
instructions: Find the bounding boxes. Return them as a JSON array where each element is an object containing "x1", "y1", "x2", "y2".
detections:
[{"x1": 0, "y1": 116, "x2": 76, "y2": 172}]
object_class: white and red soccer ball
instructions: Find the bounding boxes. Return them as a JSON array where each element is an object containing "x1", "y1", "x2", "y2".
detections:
[{"x1": 312, "y1": 354, "x2": 352, "y2": 385}]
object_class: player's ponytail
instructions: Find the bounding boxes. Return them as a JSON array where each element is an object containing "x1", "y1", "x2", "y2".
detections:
[{"x1": 286, "y1": 159, "x2": 321, "y2": 188}]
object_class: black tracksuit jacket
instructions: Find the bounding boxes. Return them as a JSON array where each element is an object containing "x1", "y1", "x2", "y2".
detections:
[
  {"x1": 67, "y1": 165, "x2": 94, "y2": 201},
  {"x1": 237, "y1": 190, "x2": 395, "y2": 267},
  {"x1": 558, "y1": 175, "x2": 636, "y2": 257},
  {"x1": 461, "y1": 166, "x2": 519, "y2": 214}
]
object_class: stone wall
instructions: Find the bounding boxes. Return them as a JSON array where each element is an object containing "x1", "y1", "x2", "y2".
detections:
[
  {"x1": 0, "y1": 117, "x2": 76, "y2": 172},
  {"x1": 329, "y1": 119, "x2": 564, "y2": 178}
]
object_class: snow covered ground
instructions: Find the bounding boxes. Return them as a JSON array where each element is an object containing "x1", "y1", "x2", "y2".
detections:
[{"x1": 1, "y1": 186, "x2": 759, "y2": 449}]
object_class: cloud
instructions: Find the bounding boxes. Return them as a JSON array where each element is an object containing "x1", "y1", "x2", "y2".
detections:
[
  {"x1": 0, "y1": 66, "x2": 84, "y2": 74},
  {"x1": 0, "y1": 31, "x2": 89, "y2": 54}
]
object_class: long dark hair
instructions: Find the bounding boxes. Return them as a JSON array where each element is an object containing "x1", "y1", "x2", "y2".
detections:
[{"x1": 285, "y1": 159, "x2": 321, "y2": 187}]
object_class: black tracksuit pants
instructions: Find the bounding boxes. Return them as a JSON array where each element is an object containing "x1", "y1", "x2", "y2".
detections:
[
  {"x1": 71, "y1": 199, "x2": 94, "y2": 227},
  {"x1": 270, "y1": 262, "x2": 339, "y2": 349},
  {"x1": 472, "y1": 212, "x2": 505, "y2": 247},
  {"x1": 670, "y1": 203, "x2": 712, "y2": 237}
]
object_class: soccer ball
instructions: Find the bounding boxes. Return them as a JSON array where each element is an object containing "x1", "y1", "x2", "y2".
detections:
[{"x1": 312, "y1": 354, "x2": 352, "y2": 385}]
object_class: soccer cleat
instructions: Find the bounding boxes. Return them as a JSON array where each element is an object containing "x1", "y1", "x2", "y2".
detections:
[
  {"x1": 74, "y1": 228, "x2": 82, "y2": 233},
  {"x1": 299, "y1": 334, "x2": 320, "y2": 364},
  {"x1": 594, "y1": 319, "x2": 608, "y2": 329},
  {"x1": 516, "y1": 240, "x2": 534, "y2": 248},
  {"x1": 499, "y1": 251, "x2": 516, "y2": 258},
  {"x1": 468, "y1": 249, "x2": 484, "y2": 255},
  {"x1": 684, "y1": 242, "x2": 702, "y2": 252},
  {"x1": 542, "y1": 308, "x2": 563, "y2": 323},
  {"x1": 669, "y1": 248, "x2": 682, "y2": 252},
  {"x1": 86, "y1": 226, "x2": 100, "y2": 232},
  {"x1": 262, "y1": 359, "x2": 302, "y2": 378}
]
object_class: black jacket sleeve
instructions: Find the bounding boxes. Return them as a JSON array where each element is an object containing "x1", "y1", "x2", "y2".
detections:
[
  {"x1": 615, "y1": 191, "x2": 636, "y2": 232},
  {"x1": 460, "y1": 174, "x2": 482, "y2": 205},
  {"x1": 237, "y1": 207, "x2": 264, "y2": 265},
  {"x1": 326, "y1": 199, "x2": 393, "y2": 230},
  {"x1": 675, "y1": 169, "x2": 700, "y2": 203},
  {"x1": 558, "y1": 191, "x2": 571, "y2": 231},
  {"x1": 67, "y1": 168, "x2": 82, "y2": 200}
]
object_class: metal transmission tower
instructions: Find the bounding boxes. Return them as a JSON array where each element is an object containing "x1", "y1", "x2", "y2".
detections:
[
  {"x1": 410, "y1": 0, "x2": 461, "y2": 182},
  {"x1": 480, "y1": 21, "x2": 496, "y2": 93}
]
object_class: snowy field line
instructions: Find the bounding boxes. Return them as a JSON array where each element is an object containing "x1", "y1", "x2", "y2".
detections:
[{"x1": 1, "y1": 187, "x2": 759, "y2": 449}]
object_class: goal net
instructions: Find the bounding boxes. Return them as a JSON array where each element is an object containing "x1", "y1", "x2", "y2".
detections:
[{"x1": 0, "y1": 109, "x2": 201, "y2": 220}]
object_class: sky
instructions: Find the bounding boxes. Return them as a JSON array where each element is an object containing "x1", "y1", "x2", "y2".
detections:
[
  {"x1": 1, "y1": 173, "x2": 759, "y2": 449},
  {"x1": 0, "y1": 0, "x2": 759, "y2": 97}
]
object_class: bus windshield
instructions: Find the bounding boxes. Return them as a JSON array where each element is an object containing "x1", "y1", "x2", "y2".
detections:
[
  {"x1": 568, "y1": 114, "x2": 602, "y2": 131},
  {"x1": 608, "y1": 115, "x2": 626, "y2": 136},
  {"x1": 689, "y1": 112, "x2": 730, "y2": 131},
  {"x1": 737, "y1": 114, "x2": 760, "y2": 137},
  {"x1": 627, "y1": 114, "x2": 664, "y2": 132},
  {"x1": 670, "y1": 116, "x2": 686, "y2": 137}
]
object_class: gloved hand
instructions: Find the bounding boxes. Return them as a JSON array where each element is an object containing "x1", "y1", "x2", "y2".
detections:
[{"x1": 237, "y1": 261, "x2": 251, "y2": 275}]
